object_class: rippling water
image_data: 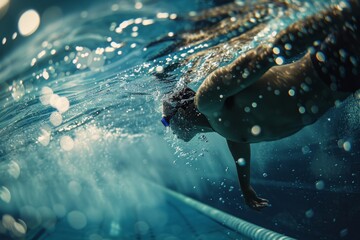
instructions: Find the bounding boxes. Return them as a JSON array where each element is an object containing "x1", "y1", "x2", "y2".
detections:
[{"x1": 1, "y1": 0, "x2": 359, "y2": 239}]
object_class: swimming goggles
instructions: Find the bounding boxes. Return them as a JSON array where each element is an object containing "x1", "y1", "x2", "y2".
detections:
[{"x1": 161, "y1": 116, "x2": 171, "y2": 127}]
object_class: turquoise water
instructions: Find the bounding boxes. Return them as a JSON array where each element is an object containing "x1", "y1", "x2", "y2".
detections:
[{"x1": 0, "y1": 0, "x2": 359, "y2": 239}]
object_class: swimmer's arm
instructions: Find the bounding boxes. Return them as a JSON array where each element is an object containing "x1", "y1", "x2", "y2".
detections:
[
  {"x1": 195, "y1": 3, "x2": 346, "y2": 113},
  {"x1": 227, "y1": 140, "x2": 252, "y2": 193},
  {"x1": 227, "y1": 140, "x2": 270, "y2": 210},
  {"x1": 195, "y1": 46, "x2": 273, "y2": 113},
  {"x1": 195, "y1": 3, "x2": 353, "y2": 113}
]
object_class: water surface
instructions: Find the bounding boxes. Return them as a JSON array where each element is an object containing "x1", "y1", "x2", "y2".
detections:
[{"x1": 0, "y1": 0, "x2": 359, "y2": 239}]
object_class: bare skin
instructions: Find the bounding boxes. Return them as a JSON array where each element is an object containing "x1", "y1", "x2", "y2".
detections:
[
  {"x1": 202, "y1": 53, "x2": 348, "y2": 144},
  {"x1": 168, "y1": 53, "x2": 350, "y2": 210},
  {"x1": 199, "y1": 52, "x2": 349, "y2": 210},
  {"x1": 164, "y1": 1, "x2": 358, "y2": 210}
]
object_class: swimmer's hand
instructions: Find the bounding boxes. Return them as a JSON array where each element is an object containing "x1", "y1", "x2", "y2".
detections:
[{"x1": 243, "y1": 186, "x2": 270, "y2": 211}]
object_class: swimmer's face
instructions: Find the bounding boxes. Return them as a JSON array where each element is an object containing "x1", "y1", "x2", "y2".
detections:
[
  {"x1": 162, "y1": 98, "x2": 211, "y2": 142},
  {"x1": 171, "y1": 108, "x2": 200, "y2": 142}
]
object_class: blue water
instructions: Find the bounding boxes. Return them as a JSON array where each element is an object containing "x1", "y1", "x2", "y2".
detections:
[{"x1": 1, "y1": 0, "x2": 359, "y2": 239}]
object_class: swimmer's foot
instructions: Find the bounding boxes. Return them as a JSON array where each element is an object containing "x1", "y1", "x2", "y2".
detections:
[{"x1": 243, "y1": 187, "x2": 270, "y2": 211}]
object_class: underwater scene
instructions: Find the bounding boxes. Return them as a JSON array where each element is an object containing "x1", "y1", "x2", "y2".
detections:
[{"x1": 0, "y1": 0, "x2": 359, "y2": 239}]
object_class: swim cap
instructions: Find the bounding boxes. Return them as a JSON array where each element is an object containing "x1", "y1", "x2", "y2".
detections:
[{"x1": 161, "y1": 87, "x2": 195, "y2": 126}]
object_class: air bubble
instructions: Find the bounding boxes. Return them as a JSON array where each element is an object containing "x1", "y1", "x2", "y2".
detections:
[
  {"x1": 343, "y1": 141, "x2": 351, "y2": 151},
  {"x1": 142, "y1": 19, "x2": 154, "y2": 26},
  {"x1": 18, "y1": 10, "x2": 40, "y2": 36},
  {"x1": 56, "y1": 96, "x2": 70, "y2": 113},
  {"x1": 305, "y1": 209, "x2": 314, "y2": 218},
  {"x1": 284, "y1": 43, "x2": 292, "y2": 50},
  {"x1": 272, "y1": 47, "x2": 280, "y2": 55},
  {"x1": 155, "y1": 66, "x2": 164, "y2": 73},
  {"x1": 38, "y1": 127, "x2": 51, "y2": 146},
  {"x1": 298, "y1": 106, "x2": 306, "y2": 114},
  {"x1": 60, "y1": 136, "x2": 74, "y2": 151},
  {"x1": 311, "y1": 105, "x2": 319, "y2": 114},
  {"x1": 12, "y1": 220, "x2": 27, "y2": 237},
  {"x1": 2, "y1": 214, "x2": 15, "y2": 229},
  {"x1": 275, "y1": 56, "x2": 284, "y2": 65},
  {"x1": 301, "y1": 146, "x2": 310, "y2": 154},
  {"x1": 315, "y1": 180, "x2": 325, "y2": 190},
  {"x1": 7, "y1": 161, "x2": 20, "y2": 179},
  {"x1": 67, "y1": 211, "x2": 87, "y2": 230},
  {"x1": 157, "y1": 12, "x2": 169, "y2": 19},
  {"x1": 42, "y1": 70, "x2": 50, "y2": 80},
  {"x1": 135, "y1": 2, "x2": 143, "y2": 9},
  {"x1": 316, "y1": 52, "x2": 326, "y2": 62},
  {"x1": 288, "y1": 89, "x2": 295, "y2": 96},
  {"x1": 0, "y1": 186, "x2": 11, "y2": 203},
  {"x1": 53, "y1": 204, "x2": 67, "y2": 218},
  {"x1": 237, "y1": 158, "x2": 246, "y2": 166},
  {"x1": 68, "y1": 180, "x2": 82, "y2": 195},
  {"x1": 50, "y1": 112, "x2": 62, "y2": 126},
  {"x1": 251, "y1": 125, "x2": 261, "y2": 136}
]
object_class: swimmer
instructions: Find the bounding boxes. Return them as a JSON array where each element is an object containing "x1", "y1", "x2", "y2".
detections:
[{"x1": 162, "y1": 0, "x2": 359, "y2": 210}]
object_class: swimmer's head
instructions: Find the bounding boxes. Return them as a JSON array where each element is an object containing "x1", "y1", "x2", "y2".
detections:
[
  {"x1": 162, "y1": 87, "x2": 213, "y2": 142},
  {"x1": 162, "y1": 87, "x2": 195, "y2": 126}
]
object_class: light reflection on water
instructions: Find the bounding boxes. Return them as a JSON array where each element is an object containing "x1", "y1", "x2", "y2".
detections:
[
  {"x1": 0, "y1": 0, "x2": 359, "y2": 239},
  {"x1": 0, "y1": 1, "x2": 229, "y2": 238}
]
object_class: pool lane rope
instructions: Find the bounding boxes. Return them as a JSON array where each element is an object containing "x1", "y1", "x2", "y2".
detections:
[{"x1": 157, "y1": 185, "x2": 295, "y2": 240}]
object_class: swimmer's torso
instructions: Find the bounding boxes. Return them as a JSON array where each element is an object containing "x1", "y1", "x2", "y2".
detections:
[{"x1": 206, "y1": 55, "x2": 348, "y2": 143}]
